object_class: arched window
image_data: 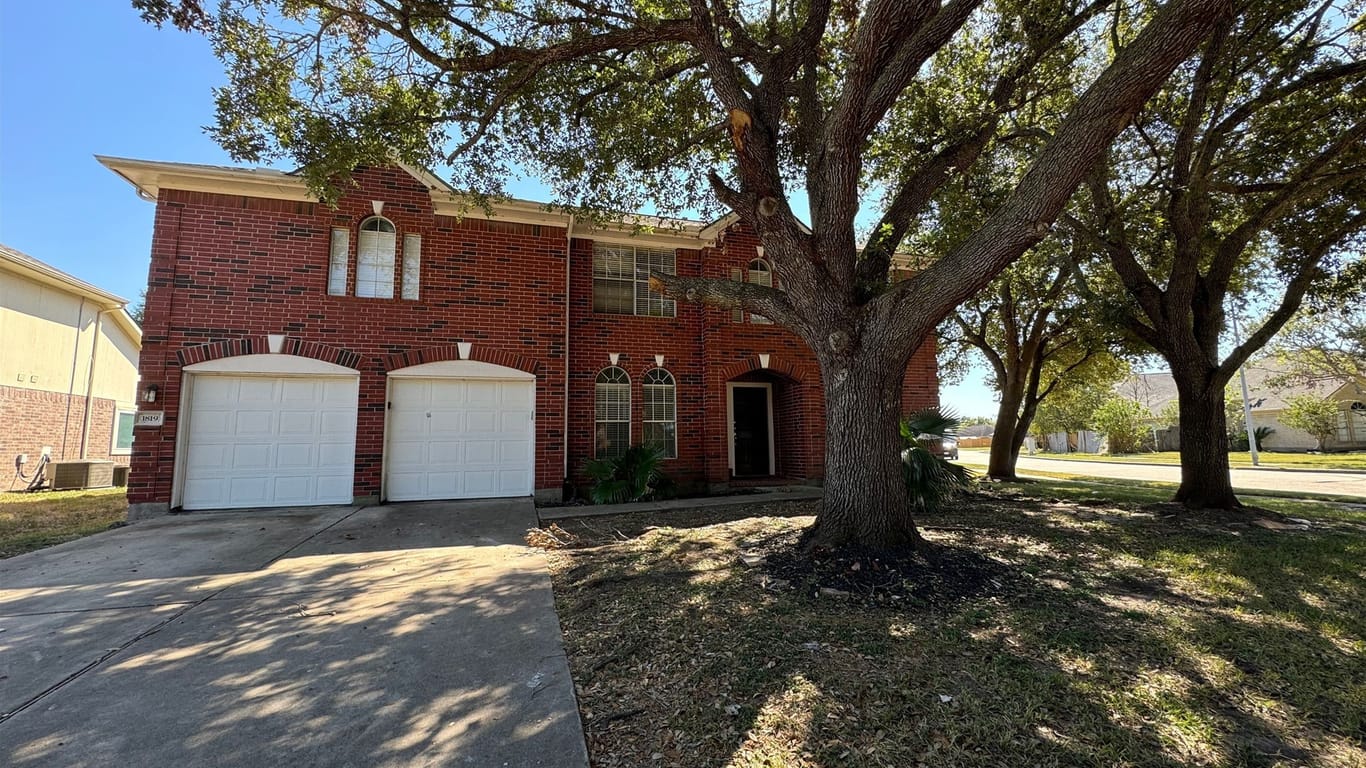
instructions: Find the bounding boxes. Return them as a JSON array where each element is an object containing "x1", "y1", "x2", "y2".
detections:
[
  {"x1": 356, "y1": 216, "x2": 396, "y2": 298},
  {"x1": 595, "y1": 367, "x2": 631, "y2": 459},
  {"x1": 747, "y1": 258, "x2": 773, "y2": 323},
  {"x1": 642, "y1": 369, "x2": 677, "y2": 459}
]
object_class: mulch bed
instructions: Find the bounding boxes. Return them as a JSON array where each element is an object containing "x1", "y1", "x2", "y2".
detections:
[{"x1": 754, "y1": 531, "x2": 1019, "y2": 609}]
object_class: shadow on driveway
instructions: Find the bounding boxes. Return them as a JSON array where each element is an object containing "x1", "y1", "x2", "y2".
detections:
[{"x1": 0, "y1": 500, "x2": 588, "y2": 768}]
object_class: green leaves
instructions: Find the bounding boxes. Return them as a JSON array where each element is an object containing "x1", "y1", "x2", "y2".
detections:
[
  {"x1": 584, "y1": 444, "x2": 671, "y2": 504},
  {"x1": 899, "y1": 408, "x2": 974, "y2": 515}
]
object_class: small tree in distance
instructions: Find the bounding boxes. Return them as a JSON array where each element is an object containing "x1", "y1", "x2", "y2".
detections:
[
  {"x1": 1092, "y1": 397, "x2": 1150, "y2": 454},
  {"x1": 1280, "y1": 395, "x2": 1340, "y2": 452}
]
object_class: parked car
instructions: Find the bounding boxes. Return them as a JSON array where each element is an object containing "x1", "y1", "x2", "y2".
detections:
[{"x1": 942, "y1": 439, "x2": 959, "y2": 460}]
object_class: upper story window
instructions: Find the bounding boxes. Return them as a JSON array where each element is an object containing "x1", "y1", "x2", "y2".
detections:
[
  {"x1": 746, "y1": 258, "x2": 773, "y2": 324},
  {"x1": 595, "y1": 366, "x2": 631, "y2": 459},
  {"x1": 356, "y1": 216, "x2": 397, "y2": 298},
  {"x1": 730, "y1": 258, "x2": 775, "y2": 323},
  {"x1": 329, "y1": 219, "x2": 419, "y2": 300},
  {"x1": 642, "y1": 369, "x2": 677, "y2": 459},
  {"x1": 593, "y1": 244, "x2": 676, "y2": 317}
]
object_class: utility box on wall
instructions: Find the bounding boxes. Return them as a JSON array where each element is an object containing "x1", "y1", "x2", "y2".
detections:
[{"x1": 50, "y1": 460, "x2": 116, "y2": 491}]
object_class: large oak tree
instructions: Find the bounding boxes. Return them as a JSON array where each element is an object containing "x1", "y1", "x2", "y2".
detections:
[
  {"x1": 139, "y1": 0, "x2": 1233, "y2": 549},
  {"x1": 1067, "y1": 0, "x2": 1365, "y2": 509}
]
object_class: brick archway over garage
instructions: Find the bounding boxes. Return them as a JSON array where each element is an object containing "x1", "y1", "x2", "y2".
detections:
[
  {"x1": 718, "y1": 355, "x2": 814, "y2": 384},
  {"x1": 176, "y1": 336, "x2": 362, "y2": 369},
  {"x1": 380, "y1": 344, "x2": 542, "y2": 376}
]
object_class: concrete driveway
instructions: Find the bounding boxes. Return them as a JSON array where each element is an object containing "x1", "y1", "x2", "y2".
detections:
[
  {"x1": 0, "y1": 501, "x2": 588, "y2": 768},
  {"x1": 958, "y1": 449, "x2": 1366, "y2": 497}
]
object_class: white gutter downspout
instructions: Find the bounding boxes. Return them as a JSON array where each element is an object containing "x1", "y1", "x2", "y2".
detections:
[
  {"x1": 79, "y1": 309, "x2": 109, "y2": 459},
  {"x1": 564, "y1": 213, "x2": 575, "y2": 487}
]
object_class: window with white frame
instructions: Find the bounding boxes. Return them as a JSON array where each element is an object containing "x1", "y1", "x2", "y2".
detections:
[
  {"x1": 642, "y1": 369, "x2": 677, "y2": 458},
  {"x1": 401, "y1": 234, "x2": 421, "y2": 300},
  {"x1": 747, "y1": 258, "x2": 773, "y2": 323},
  {"x1": 595, "y1": 366, "x2": 631, "y2": 459},
  {"x1": 327, "y1": 228, "x2": 349, "y2": 296},
  {"x1": 356, "y1": 216, "x2": 396, "y2": 298},
  {"x1": 111, "y1": 409, "x2": 136, "y2": 455},
  {"x1": 592, "y1": 244, "x2": 676, "y2": 317}
]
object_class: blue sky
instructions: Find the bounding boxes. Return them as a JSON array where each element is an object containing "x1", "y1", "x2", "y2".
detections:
[{"x1": 0, "y1": 1, "x2": 998, "y2": 417}]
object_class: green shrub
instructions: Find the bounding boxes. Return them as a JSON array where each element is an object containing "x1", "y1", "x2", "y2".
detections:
[
  {"x1": 1092, "y1": 397, "x2": 1150, "y2": 454},
  {"x1": 900, "y1": 408, "x2": 974, "y2": 515},
  {"x1": 583, "y1": 444, "x2": 672, "y2": 504},
  {"x1": 1281, "y1": 395, "x2": 1339, "y2": 450}
]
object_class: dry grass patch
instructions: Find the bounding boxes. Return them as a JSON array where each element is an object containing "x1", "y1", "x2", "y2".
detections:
[
  {"x1": 543, "y1": 486, "x2": 1365, "y2": 767},
  {"x1": 0, "y1": 488, "x2": 128, "y2": 558}
]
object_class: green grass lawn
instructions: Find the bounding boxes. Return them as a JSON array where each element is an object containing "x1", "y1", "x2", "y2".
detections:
[
  {"x1": 978, "y1": 448, "x2": 1366, "y2": 471},
  {"x1": 0, "y1": 487, "x2": 128, "y2": 558},
  {"x1": 542, "y1": 484, "x2": 1366, "y2": 767}
]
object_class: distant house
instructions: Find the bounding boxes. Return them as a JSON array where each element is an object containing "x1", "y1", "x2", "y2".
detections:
[
  {"x1": 1, "y1": 244, "x2": 142, "y2": 485},
  {"x1": 1115, "y1": 365, "x2": 1366, "y2": 452}
]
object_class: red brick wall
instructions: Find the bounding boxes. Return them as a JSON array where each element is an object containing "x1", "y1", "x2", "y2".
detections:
[
  {"x1": 130, "y1": 166, "x2": 569, "y2": 506},
  {"x1": 1, "y1": 385, "x2": 131, "y2": 488},
  {"x1": 130, "y1": 164, "x2": 940, "y2": 507},
  {"x1": 565, "y1": 223, "x2": 940, "y2": 494}
]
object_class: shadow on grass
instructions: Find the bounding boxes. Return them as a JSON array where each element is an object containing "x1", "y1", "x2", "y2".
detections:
[{"x1": 550, "y1": 495, "x2": 1365, "y2": 767}]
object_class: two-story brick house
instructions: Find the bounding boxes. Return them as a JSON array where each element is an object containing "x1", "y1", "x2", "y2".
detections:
[{"x1": 100, "y1": 156, "x2": 938, "y2": 519}]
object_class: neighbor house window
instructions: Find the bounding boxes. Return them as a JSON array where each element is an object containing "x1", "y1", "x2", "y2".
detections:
[
  {"x1": 592, "y1": 244, "x2": 676, "y2": 317},
  {"x1": 642, "y1": 369, "x2": 677, "y2": 459},
  {"x1": 747, "y1": 258, "x2": 773, "y2": 324},
  {"x1": 595, "y1": 366, "x2": 631, "y2": 459},
  {"x1": 327, "y1": 228, "x2": 349, "y2": 296},
  {"x1": 112, "y1": 409, "x2": 135, "y2": 455},
  {"x1": 356, "y1": 216, "x2": 396, "y2": 298},
  {"x1": 401, "y1": 234, "x2": 421, "y2": 300}
]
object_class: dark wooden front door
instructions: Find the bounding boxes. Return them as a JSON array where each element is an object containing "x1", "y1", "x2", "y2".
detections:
[{"x1": 732, "y1": 386, "x2": 771, "y2": 476}]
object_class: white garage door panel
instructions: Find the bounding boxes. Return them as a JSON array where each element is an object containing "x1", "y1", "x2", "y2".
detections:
[
  {"x1": 386, "y1": 377, "x2": 534, "y2": 501},
  {"x1": 182, "y1": 375, "x2": 358, "y2": 510}
]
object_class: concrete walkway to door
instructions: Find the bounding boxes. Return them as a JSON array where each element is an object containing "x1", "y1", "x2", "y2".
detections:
[{"x1": 0, "y1": 499, "x2": 589, "y2": 768}]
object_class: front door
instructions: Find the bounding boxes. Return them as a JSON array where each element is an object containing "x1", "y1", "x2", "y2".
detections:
[{"x1": 732, "y1": 385, "x2": 772, "y2": 477}]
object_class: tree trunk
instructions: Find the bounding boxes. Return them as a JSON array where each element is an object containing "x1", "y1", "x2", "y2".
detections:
[
  {"x1": 803, "y1": 352, "x2": 921, "y2": 551},
  {"x1": 1172, "y1": 377, "x2": 1241, "y2": 508},
  {"x1": 988, "y1": 389, "x2": 1025, "y2": 479}
]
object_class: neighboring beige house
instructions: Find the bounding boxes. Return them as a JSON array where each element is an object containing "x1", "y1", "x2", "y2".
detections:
[
  {"x1": 1116, "y1": 365, "x2": 1366, "y2": 452},
  {"x1": 1, "y1": 243, "x2": 142, "y2": 488}
]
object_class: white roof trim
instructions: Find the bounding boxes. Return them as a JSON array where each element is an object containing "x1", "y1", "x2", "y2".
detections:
[
  {"x1": 97, "y1": 155, "x2": 748, "y2": 246},
  {"x1": 184, "y1": 354, "x2": 359, "y2": 376},
  {"x1": 0, "y1": 242, "x2": 128, "y2": 308},
  {"x1": 387, "y1": 360, "x2": 535, "y2": 380}
]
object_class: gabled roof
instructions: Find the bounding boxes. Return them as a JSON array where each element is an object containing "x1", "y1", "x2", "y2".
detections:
[
  {"x1": 0, "y1": 242, "x2": 142, "y2": 346},
  {"x1": 97, "y1": 155, "x2": 739, "y2": 248},
  {"x1": 1115, "y1": 363, "x2": 1366, "y2": 414},
  {"x1": 1, "y1": 242, "x2": 127, "y2": 307}
]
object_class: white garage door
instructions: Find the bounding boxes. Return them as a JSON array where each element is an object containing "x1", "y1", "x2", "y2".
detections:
[
  {"x1": 182, "y1": 375, "x2": 358, "y2": 510},
  {"x1": 385, "y1": 376, "x2": 535, "y2": 501}
]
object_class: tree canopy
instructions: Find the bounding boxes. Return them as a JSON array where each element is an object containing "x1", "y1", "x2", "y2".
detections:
[
  {"x1": 1066, "y1": 0, "x2": 1365, "y2": 507},
  {"x1": 137, "y1": 0, "x2": 1236, "y2": 549}
]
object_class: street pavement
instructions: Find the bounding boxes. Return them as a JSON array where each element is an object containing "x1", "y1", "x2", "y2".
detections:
[{"x1": 957, "y1": 449, "x2": 1366, "y2": 498}]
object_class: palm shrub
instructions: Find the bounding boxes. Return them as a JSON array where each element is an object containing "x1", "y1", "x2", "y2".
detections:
[
  {"x1": 900, "y1": 408, "x2": 974, "y2": 515},
  {"x1": 584, "y1": 444, "x2": 671, "y2": 504}
]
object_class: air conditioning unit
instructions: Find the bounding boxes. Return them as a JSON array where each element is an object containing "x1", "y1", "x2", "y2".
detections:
[{"x1": 50, "y1": 460, "x2": 116, "y2": 491}]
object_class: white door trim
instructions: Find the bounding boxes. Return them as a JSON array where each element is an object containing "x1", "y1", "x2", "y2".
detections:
[
  {"x1": 726, "y1": 382, "x2": 775, "y2": 476},
  {"x1": 382, "y1": 364, "x2": 537, "y2": 502},
  {"x1": 183, "y1": 353, "x2": 358, "y2": 376},
  {"x1": 174, "y1": 370, "x2": 359, "y2": 510}
]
